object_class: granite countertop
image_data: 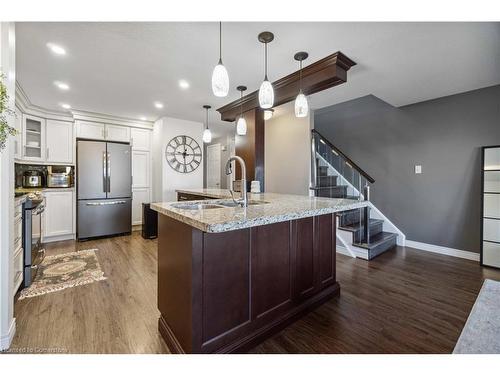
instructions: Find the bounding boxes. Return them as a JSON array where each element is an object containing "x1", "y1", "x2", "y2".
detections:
[{"x1": 152, "y1": 189, "x2": 368, "y2": 233}]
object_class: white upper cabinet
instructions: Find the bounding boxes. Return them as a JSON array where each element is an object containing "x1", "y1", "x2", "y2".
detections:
[
  {"x1": 46, "y1": 119, "x2": 73, "y2": 164},
  {"x1": 105, "y1": 124, "x2": 130, "y2": 143},
  {"x1": 22, "y1": 114, "x2": 46, "y2": 161},
  {"x1": 75, "y1": 121, "x2": 131, "y2": 143},
  {"x1": 130, "y1": 128, "x2": 151, "y2": 151},
  {"x1": 76, "y1": 120, "x2": 105, "y2": 140}
]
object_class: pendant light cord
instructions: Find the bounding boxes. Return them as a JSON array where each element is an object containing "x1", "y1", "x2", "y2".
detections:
[
  {"x1": 206, "y1": 108, "x2": 209, "y2": 130},
  {"x1": 299, "y1": 60, "x2": 303, "y2": 91},
  {"x1": 240, "y1": 91, "x2": 243, "y2": 117},
  {"x1": 264, "y1": 42, "x2": 268, "y2": 80},
  {"x1": 218, "y1": 22, "x2": 222, "y2": 64}
]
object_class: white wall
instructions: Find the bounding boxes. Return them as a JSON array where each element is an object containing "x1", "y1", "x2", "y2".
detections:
[
  {"x1": 0, "y1": 22, "x2": 16, "y2": 350},
  {"x1": 264, "y1": 102, "x2": 312, "y2": 196},
  {"x1": 152, "y1": 117, "x2": 204, "y2": 202}
]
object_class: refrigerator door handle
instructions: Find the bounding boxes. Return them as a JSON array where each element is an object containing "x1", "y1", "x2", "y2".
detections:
[
  {"x1": 102, "y1": 151, "x2": 107, "y2": 193},
  {"x1": 85, "y1": 200, "x2": 127, "y2": 206},
  {"x1": 107, "y1": 151, "x2": 111, "y2": 193}
]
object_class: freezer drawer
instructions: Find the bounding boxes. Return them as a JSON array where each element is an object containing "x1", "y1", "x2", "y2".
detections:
[{"x1": 77, "y1": 198, "x2": 131, "y2": 240}]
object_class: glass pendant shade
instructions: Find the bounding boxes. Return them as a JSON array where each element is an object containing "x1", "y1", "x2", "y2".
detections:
[
  {"x1": 203, "y1": 128, "x2": 212, "y2": 143},
  {"x1": 295, "y1": 91, "x2": 309, "y2": 118},
  {"x1": 236, "y1": 116, "x2": 247, "y2": 135},
  {"x1": 212, "y1": 62, "x2": 229, "y2": 97},
  {"x1": 259, "y1": 79, "x2": 274, "y2": 109}
]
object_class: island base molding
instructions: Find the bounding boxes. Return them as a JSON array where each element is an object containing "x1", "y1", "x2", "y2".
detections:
[
  {"x1": 157, "y1": 213, "x2": 338, "y2": 353},
  {"x1": 159, "y1": 283, "x2": 340, "y2": 354}
]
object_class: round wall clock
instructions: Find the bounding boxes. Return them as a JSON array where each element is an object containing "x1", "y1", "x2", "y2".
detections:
[{"x1": 165, "y1": 135, "x2": 202, "y2": 173}]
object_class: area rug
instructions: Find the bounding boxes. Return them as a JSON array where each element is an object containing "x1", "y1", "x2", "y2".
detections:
[
  {"x1": 453, "y1": 279, "x2": 500, "y2": 353},
  {"x1": 18, "y1": 249, "x2": 107, "y2": 300}
]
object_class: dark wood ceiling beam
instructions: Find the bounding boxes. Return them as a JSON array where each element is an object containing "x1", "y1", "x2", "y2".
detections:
[{"x1": 217, "y1": 51, "x2": 356, "y2": 122}]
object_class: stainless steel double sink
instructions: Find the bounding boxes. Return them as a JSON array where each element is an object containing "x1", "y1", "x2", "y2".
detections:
[{"x1": 171, "y1": 200, "x2": 269, "y2": 211}]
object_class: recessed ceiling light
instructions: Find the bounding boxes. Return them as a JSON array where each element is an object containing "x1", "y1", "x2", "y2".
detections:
[
  {"x1": 140, "y1": 116, "x2": 147, "y2": 121},
  {"x1": 179, "y1": 80, "x2": 190, "y2": 89},
  {"x1": 54, "y1": 81, "x2": 70, "y2": 90},
  {"x1": 60, "y1": 103, "x2": 71, "y2": 109},
  {"x1": 46, "y1": 42, "x2": 66, "y2": 56},
  {"x1": 154, "y1": 102, "x2": 164, "y2": 109}
]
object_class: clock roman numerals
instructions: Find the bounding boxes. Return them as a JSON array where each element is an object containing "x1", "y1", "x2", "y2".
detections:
[{"x1": 165, "y1": 135, "x2": 202, "y2": 173}]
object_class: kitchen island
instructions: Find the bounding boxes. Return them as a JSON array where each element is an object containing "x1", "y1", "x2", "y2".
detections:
[{"x1": 151, "y1": 190, "x2": 368, "y2": 353}]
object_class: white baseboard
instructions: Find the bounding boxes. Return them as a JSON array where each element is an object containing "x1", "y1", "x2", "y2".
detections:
[
  {"x1": 336, "y1": 245, "x2": 351, "y2": 257},
  {"x1": 132, "y1": 224, "x2": 142, "y2": 232},
  {"x1": 406, "y1": 240, "x2": 480, "y2": 262},
  {"x1": 0, "y1": 318, "x2": 16, "y2": 351},
  {"x1": 43, "y1": 233, "x2": 75, "y2": 243}
]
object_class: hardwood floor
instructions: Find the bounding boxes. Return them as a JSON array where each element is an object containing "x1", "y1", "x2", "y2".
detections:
[{"x1": 9, "y1": 232, "x2": 500, "y2": 354}]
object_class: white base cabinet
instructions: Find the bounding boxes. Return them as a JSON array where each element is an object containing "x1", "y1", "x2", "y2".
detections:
[{"x1": 43, "y1": 190, "x2": 75, "y2": 241}]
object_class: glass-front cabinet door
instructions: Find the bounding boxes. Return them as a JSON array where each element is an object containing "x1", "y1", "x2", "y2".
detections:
[
  {"x1": 22, "y1": 114, "x2": 46, "y2": 161},
  {"x1": 482, "y1": 146, "x2": 500, "y2": 268}
]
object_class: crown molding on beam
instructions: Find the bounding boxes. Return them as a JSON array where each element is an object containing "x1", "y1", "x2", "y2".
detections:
[{"x1": 217, "y1": 51, "x2": 356, "y2": 122}]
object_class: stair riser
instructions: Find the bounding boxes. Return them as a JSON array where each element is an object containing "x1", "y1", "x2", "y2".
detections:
[
  {"x1": 367, "y1": 236, "x2": 397, "y2": 260},
  {"x1": 339, "y1": 209, "x2": 362, "y2": 226},
  {"x1": 317, "y1": 166, "x2": 329, "y2": 177},
  {"x1": 353, "y1": 222, "x2": 384, "y2": 242},
  {"x1": 317, "y1": 176, "x2": 338, "y2": 186},
  {"x1": 317, "y1": 187, "x2": 347, "y2": 198}
]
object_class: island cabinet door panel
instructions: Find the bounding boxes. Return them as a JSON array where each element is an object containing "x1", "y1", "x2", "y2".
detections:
[
  {"x1": 293, "y1": 217, "x2": 317, "y2": 300},
  {"x1": 199, "y1": 229, "x2": 251, "y2": 351},
  {"x1": 251, "y1": 221, "x2": 293, "y2": 321},
  {"x1": 315, "y1": 214, "x2": 336, "y2": 288}
]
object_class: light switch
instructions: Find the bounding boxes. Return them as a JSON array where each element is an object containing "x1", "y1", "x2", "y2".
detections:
[{"x1": 415, "y1": 165, "x2": 422, "y2": 174}]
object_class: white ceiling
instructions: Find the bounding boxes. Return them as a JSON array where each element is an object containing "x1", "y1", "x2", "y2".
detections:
[{"x1": 16, "y1": 22, "x2": 500, "y2": 138}]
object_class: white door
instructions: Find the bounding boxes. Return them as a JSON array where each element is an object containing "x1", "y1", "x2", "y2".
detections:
[
  {"x1": 131, "y1": 128, "x2": 151, "y2": 151},
  {"x1": 46, "y1": 119, "x2": 73, "y2": 163},
  {"x1": 132, "y1": 188, "x2": 150, "y2": 225},
  {"x1": 43, "y1": 191, "x2": 74, "y2": 238},
  {"x1": 76, "y1": 121, "x2": 105, "y2": 140},
  {"x1": 132, "y1": 151, "x2": 150, "y2": 188},
  {"x1": 206, "y1": 143, "x2": 221, "y2": 189},
  {"x1": 106, "y1": 124, "x2": 130, "y2": 142}
]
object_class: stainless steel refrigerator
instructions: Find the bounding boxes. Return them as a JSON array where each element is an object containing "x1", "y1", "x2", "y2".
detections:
[{"x1": 77, "y1": 140, "x2": 132, "y2": 240}]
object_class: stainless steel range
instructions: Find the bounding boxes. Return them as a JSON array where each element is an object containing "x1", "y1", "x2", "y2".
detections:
[{"x1": 22, "y1": 193, "x2": 46, "y2": 287}]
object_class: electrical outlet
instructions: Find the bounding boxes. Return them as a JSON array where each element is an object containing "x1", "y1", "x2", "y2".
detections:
[{"x1": 415, "y1": 165, "x2": 422, "y2": 174}]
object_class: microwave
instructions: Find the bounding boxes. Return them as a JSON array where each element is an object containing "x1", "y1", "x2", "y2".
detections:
[{"x1": 47, "y1": 166, "x2": 74, "y2": 188}]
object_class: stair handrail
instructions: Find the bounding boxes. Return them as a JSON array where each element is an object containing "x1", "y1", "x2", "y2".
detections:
[{"x1": 311, "y1": 129, "x2": 375, "y2": 184}]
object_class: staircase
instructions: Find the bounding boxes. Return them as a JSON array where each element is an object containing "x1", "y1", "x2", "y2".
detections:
[{"x1": 311, "y1": 130, "x2": 399, "y2": 260}]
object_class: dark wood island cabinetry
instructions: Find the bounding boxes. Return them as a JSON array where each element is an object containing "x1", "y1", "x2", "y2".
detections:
[
  {"x1": 153, "y1": 190, "x2": 368, "y2": 353},
  {"x1": 157, "y1": 213, "x2": 337, "y2": 353}
]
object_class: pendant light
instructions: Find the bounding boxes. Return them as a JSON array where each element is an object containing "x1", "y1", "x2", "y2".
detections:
[
  {"x1": 264, "y1": 109, "x2": 274, "y2": 121},
  {"x1": 294, "y1": 51, "x2": 309, "y2": 118},
  {"x1": 236, "y1": 85, "x2": 247, "y2": 135},
  {"x1": 211, "y1": 22, "x2": 229, "y2": 97},
  {"x1": 258, "y1": 32, "x2": 275, "y2": 109},
  {"x1": 202, "y1": 105, "x2": 212, "y2": 143}
]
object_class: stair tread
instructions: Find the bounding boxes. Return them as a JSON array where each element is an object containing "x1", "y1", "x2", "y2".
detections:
[
  {"x1": 352, "y1": 232, "x2": 397, "y2": 249},
  {"x1": 314, "y1": 185, "x2": 347, "y2": 190},
  {"x1": 339, "y1": 219, "x2": 384, "y2": 232}
]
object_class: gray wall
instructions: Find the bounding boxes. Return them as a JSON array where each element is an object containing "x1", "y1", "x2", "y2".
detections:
[{"x1": 314, "y1": 85, "x2": 500, "y2": 253}]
